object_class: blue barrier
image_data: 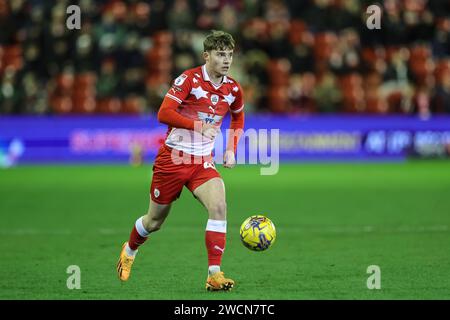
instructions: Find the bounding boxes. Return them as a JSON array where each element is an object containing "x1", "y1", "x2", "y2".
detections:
[{"x1": 0, "y1": 114, "x2": 449, "y2": 165}]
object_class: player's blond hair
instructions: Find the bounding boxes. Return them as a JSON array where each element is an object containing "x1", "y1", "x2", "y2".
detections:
[{"x1": 203, "y1": 30, "x2": 235, "y2": 52}]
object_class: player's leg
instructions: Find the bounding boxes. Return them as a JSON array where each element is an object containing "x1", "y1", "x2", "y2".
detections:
[
  {"x1": 118, "y1": 145, "x2": 187, "y2": 281},
  {"x1": 127, "y1": 199, "x2": 172, "y2": 254},
  {"x1": 191, "y1": 177, "x2": 234, "y2": 291},
  {"x1": 117, "y1": 199, "x2": 172, "y2": 282}
]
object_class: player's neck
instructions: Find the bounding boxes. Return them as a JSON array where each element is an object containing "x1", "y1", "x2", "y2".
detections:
[{"x1": 205, "y1": 65, "x2": 223, "y2": 85}]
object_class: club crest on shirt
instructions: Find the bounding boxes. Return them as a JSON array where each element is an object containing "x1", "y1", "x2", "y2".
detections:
[
  {"x1": 210, "y1": 94, "x2": 219, "y2": 105},
  {"x1": 174, "y1": 74, "x2": 188, "y2": 86}
]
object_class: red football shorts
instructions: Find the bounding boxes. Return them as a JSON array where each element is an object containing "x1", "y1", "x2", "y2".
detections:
[{"x1": 150, "y1": 145, "x2": 221, "y2": 204}]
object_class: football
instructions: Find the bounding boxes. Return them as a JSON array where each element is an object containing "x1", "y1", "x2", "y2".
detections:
[{"x1": 239, "y1": 215, "x2": 276, "y2": 251}]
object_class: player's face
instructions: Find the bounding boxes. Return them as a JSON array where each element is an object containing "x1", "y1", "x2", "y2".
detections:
[{"x1": 205, "y1": 49, "x2": 234, "y2": 77}]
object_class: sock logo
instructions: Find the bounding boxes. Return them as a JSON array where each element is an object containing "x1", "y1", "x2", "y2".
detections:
[{"x1": 214, "y1": 245, "x2": 225, "y2": 253}]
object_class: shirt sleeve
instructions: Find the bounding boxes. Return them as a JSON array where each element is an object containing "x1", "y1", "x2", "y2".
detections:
[
  {"x1": 227, "y1": 110, "x2": 245, "y2": 153},
  {"x1": 157, "y1": 96, "x2": 195, "y2": 131},
  {"x1": 229, "y1": 82, "x2": 244, "y2": 114},
  {"x1": 164, "y1": 72, "x2": 192, "y2": 105}
]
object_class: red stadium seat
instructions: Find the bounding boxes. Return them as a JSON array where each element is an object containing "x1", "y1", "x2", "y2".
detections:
[
  {"x1": 268, "y1": 85, "x2": 289, "y2": 113},
  {"x1": 146, "y1": 74, "x2": 171, "y2": 87},
  {"x1": 153, "y1": 31, "x2": 174, "y2": 46},
  {"x1": 343, "y1": 93, "x2": 366, "y2": 113},
  {"x1": 50, "y1": 95, "x2": 72, "y2": 114},
  {"x1": 97, "y1": 98, "x2": 122, "y2": 114},
  {"x1": 434, "y1": 59, "x2": 450, "y2": 84},
  {"x1": 385, "y1": 46, "x2": 402, "y2": 62},
  {"x1": 314, "y1": 32, "x2": 337, "y2": 62},
  {"x1": 267, "y1": 59, "x2": 291, "y2": 86},
  {"x1": 146, "y1": 47, "x2": 172, "y2": 71},
  {"x1": 387, "y1": 92, "x2": 404, "y2": 113},
  {"x1": 3, "y1": 45, "x2": 23, "y2": 71},
  {"x1": 289, "y1": 19, "x2": 306, "y2": 46},
  {"x1": 123, "y1": 96, "x2": 144, "y2": 114},
  {"x1": 74, "y1": 73, "x2": 97, "y2": 89},
  {"x1": 72, "y1": 96, "x2": 96, "y2": 114},
  {"x1": 339, "y1": 73, "x2": 363, "y2": 89},
  {"x1": 410, "y1": 45, "x2": 431, "y2": 62},
  {"x1": 0, "y1": 45, "x2": 4, "y2": 75},
  {"x1": 361, "y1": 47, "x2": 385, "y2": 70},
  {"x1": 108, "y1": 1, "x2": 127, "y2": 21},
  {"x1": 56, "y1": 73, "x2": 74, "y2": 94},
  {"x1": 365, "y1": 87, "x2": 389, "y2": 114},
  {"x1": 131, "y1": 2, "x2": 150, "y2": 20}
]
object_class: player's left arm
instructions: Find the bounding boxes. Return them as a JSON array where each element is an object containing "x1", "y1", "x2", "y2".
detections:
[{"x1": 224, "y1": 84, "x2": 245, "y2": 168}]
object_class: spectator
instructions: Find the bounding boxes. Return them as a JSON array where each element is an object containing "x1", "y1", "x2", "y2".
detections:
[
  {"x1": 380, "y1": 47, "x2": 414, "y2": 113},
  {"x1": 288, "y1": 73, "x2": 316, "y2": 114},
  {"x1": 0, "y1": 0, "x2": 449, "y2": 115},
  {"x1": 433, "y1": 70, "x2": 450, "y2": 113},
  {"x1": 313, "y1": 72, "x2": 342, "y2": 113}
]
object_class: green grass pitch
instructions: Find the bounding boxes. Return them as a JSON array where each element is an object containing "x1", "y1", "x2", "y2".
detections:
[{"x1": 1, "y1": 161, "x2": 449, "y2": 299}]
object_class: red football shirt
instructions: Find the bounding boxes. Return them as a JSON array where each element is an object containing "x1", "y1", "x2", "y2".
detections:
[{"x1": 163, "y1": 64, "x2": 244, "y2": 156}]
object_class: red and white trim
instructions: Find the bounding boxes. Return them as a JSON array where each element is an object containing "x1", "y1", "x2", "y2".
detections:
[
  {"x1": 230, "y1": 104, "x2": 244, "y2": 113},
  {"x1": 166, "y1": 93, "x2": 183, "y2": 104}
]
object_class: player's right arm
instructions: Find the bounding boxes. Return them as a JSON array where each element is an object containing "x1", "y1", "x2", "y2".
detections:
[{"x1": 157, "y1": 73, "x2": 217, "y2": 138}]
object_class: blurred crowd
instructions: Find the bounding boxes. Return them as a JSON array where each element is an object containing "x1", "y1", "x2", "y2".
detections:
[{"x1": 0, "y1": 0, "x2": 449, "y2": 116}]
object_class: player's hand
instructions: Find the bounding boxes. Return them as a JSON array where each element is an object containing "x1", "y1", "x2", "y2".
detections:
[
  {"x1": 201, "y1": 123, "x2": 219, "y2": 140},
  {"x1": 223, "y1": 150, "x2": 236, "y2": 168}
]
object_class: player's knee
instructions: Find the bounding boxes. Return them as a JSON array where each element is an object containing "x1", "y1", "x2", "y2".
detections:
[
  {"x1": 143, "y1": 218, "x2": 163, "y2": 233},
  {"x1": 147, "y1": 225, "x2": 161, "y2": 233},
  {"x1": 208, "y1": 201, "x2": 227, "y2": 219}
]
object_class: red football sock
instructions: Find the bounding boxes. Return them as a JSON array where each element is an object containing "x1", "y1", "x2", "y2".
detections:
[
  {"x1": 128, "y1": 217, "x2": 149, "y2": 250},
  {"x1": 205, "y1": 230, "x2": 226, "y2": 267}
]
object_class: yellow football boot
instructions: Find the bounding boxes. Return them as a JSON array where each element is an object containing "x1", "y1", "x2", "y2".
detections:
[
  {"x1": 206, "y1": 271, "x2": 235, "y2": 291},
  {"x1": 116, "y1": 242, "x2": 135, "y2": 281}
]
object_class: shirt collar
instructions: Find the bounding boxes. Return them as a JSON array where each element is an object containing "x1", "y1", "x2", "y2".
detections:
[{"x1": 202, "y1": 64, "x2": 227, "y2": 87}]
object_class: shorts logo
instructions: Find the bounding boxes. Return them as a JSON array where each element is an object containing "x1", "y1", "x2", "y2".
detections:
[
  {"x1": 174, "y1": 74, "x2": 187, "y2": 86},
  {"x1": 203, "y1": 162, "x2": 216, "y2": 170},
  {"x1": 210, "y1": 94, "x2": 219, "y2": 105},
  {"x1": 154, "y1": 188, "x2": 160, "y2": 198}
]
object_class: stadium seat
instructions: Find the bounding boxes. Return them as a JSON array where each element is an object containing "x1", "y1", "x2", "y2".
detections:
[
  {"x1": 385, "y1": 46, "x2": 399, "y2": 62},
  {"x1": 131, "y1": 1, "x2": 150, "y2": 20},
  {"x1": 267, "y1": 59, "x2": 291, "y2": 86},
  {"x1": 74, "y1": 73, "x2": 97, "y2": 89},
  {"x1": 56, "y1": 73, "x2": 74, "y2": 95},
  {"x1": 3, "y1": 45, "x2": 23, "y2": 71},
  {"x1": 387, "y1": 91, "x2": 404, "y2": 113},
  {"x1": 72, "y1": 96, "x2": 96, "y2": 114},
  {"x1": 434, "y1": 59, "x2": 450, "y2": 84},
  {"x1": 268, "y1": 85, "x2": 289, "y2": 113},
  {"x1": 289, "y1": 19, "x2": 306, "y2": 46},
  {"x1": 153, "y1": 31, "x2": 174, "y2": 46},
  {"x1": 146, "y1": 74, "x2": 171, "y2": 87},
  {"x1": 0, "y1": 46, "x2": 4, "y2": 75},
  {"x1": 123, "y1": 96, "x2": 144, "y2": 114},
  {"x1": 342, "y1": 93, "x2": 366, "y2": 113},
  {"x1": 109, "y1": 1, "x2": 127, "y2": 21},
  {"x1": 97, "y1": 97, "x2": 122, "y2": 114},
  {"x1": 50, "y1": 96, "x2": 72, "y2": 114},
  {"x1": 314, "y1": 32, "x2": 337, "y2": 62}
]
